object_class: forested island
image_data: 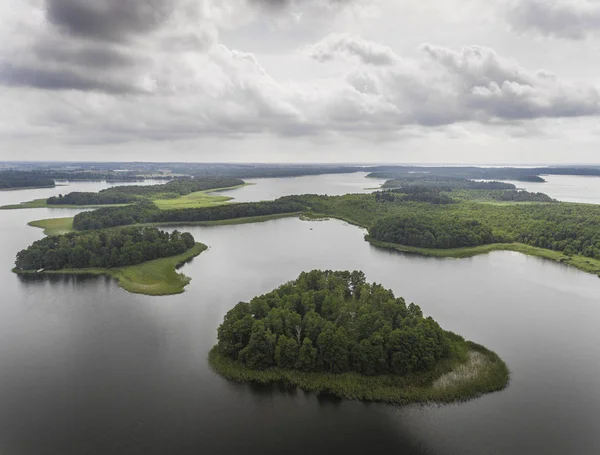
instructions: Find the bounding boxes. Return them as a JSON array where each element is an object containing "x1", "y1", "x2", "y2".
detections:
[
  {"x1": 14, "y1": 227, "x2": 204, "y2": 295},
  {"x1": 209, "y1": 270, "x2": 508, "y2": 403}
]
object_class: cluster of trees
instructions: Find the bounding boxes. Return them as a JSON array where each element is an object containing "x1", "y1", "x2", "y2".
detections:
[
  {"x1": 381, "y1": 176, "x2": 516, "y2": 191},
  {"x1": 72, "y1": 197, "x2": 309, "y2": 230},
  {"x1": 0, "y1": 171, "x2": 55, "y2": 189},
  {"x1": 217, "y1": 270, "x2": 451, "y2": 375},
  {"x1": 15, "y1": 227, "x2": 195, "y2": 271},
  {"x1": 375, "y1": 187, "x2": 455, "y2": 204},
  {"x1": 495, "y1": 190, "x2": 554, "y2": 202},
  {"x1": 47, "y1": 177, "x2": 244, "y2": 205},
  {"x1": 370, "y1": 215, "x2": 494, "y2": 249}
]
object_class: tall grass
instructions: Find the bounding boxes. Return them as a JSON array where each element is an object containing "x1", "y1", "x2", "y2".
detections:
[{"x1": 208, "y1": 336, "x2": 509, "y2": 405}]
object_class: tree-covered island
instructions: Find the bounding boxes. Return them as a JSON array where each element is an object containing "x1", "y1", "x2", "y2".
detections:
[
  {"x1": 13, "y1": 227, "x2": 205, "y2": 295},
  {"x1": 209, "y1": 270, "x2": 509, "y2": 404}
]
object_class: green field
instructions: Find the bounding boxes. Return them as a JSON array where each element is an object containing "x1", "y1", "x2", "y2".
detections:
[
  {"x1": 209, "y1": 340, "x2": 508, "y2": 405},
  {"x1": 14, "y1": 243, "x2": 207, "y2": 296},
  {"x1": 153, "y1": 189, "x2": 234, "y2": 210}
]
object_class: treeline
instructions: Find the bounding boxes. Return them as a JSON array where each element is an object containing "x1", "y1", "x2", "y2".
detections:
[
  {"x1": 69, "y1": 191, "x2": 600, "y2": 260},
  {"x1": 375, "y1": 187, "x2": 455, "y2": 205},
  {"x1": 15, "y1": 227, "x2": 195, "y2": 271},
  {"x1": 72, "y1": 197, "x2": 308, "y2": 230},
  {"x1": 367, "y1": 165, "x2": 600, "y2": 181},
  {"x1": 381, "y1": 176, "x2": 516, "y2": 191},
  {"x1": 47, "y1": 177, "x2": 244, "y2": 205},
  {"x1": 0, "y1": 171, "x2": 55, "y2": 189},
  {"x1": 217, "y1": 270, "x2": 452, "y2": 375},
  {"x1": 496, "y1": 190, "x2": 554, "y2": 202},
  {"x1": 370, "y1": 215, "x2": 494, "y2": 249}
]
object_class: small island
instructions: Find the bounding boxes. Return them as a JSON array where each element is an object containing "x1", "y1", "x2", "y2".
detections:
[
  {"x1": 209, "y1": 270, "x2": 509, "y2": 404},
  {"x1": 13, "y1": 227, "x2": 205, "y2": 295}
]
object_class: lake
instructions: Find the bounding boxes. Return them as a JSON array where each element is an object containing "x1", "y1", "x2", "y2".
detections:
[
  {"x1": 215, "y1": 172, "x2": 386, "y2": 202},
  {"x1": 0, "y1": 174, "x2": 599, "y2": 455},
  {"x1": 501, "y1": 174, "x2": 600, "y2": 204}
]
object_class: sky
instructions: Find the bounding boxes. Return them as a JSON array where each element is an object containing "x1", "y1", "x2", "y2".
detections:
[{"x1": 1, "y1": 0, "x2": 600, "y2": 164}]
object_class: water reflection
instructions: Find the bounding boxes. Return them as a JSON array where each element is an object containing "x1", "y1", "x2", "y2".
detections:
[{"x1": 1, "y1": 178, "x2": 600, "y2": 454}]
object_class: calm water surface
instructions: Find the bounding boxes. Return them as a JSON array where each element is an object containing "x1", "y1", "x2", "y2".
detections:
[
  {"x1": 0, "y1": 175, "x2": 599, "y2": 454},
  {"x1": 0, "y1": 179, "x2": 167, "y2": 207},
  {"x1": 502, "y1": 174, "x2": 600, "y2": 204},
  {"x1": 216, "y1": 172, "x2": 386, "y2": 202}
]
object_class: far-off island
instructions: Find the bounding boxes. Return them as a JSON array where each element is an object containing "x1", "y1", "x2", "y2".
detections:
[{"x1": 210, "y1": 270, "x2": 509, "y2": 404}]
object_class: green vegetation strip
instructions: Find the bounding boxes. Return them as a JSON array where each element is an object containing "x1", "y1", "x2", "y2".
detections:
[
  {"x1": 209, "y1": 342, "x2": 508, "y2": 404},
  {"x1": 365, "y1": 237, "x2": 600, "y2": 276},
  {"x1": 14, "y1": 243, "x2": 206, "y2": 296}
]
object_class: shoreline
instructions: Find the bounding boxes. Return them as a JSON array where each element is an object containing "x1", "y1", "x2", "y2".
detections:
[
  {"x1": 13, "y1": 243, "x2": 207, "y2": 296},
  {"x1": 208, "y1": 339, "x2": 509, "y2": 405}
]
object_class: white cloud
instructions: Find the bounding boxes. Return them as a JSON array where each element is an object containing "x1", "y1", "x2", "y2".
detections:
[
  {"x1": 507, "y1": 0, "x2": 600, "y2": 39},
  {"x1": 1, "y1": 0, "x2": 600, "y2": 162},
  {"x1": 306, "y1": 33, "x2": 399, "y2": 65}
]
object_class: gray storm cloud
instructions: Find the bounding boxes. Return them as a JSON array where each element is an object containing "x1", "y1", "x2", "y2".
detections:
[{"x1": 45, "y1": 0, "x2": 176, "y2": 42}]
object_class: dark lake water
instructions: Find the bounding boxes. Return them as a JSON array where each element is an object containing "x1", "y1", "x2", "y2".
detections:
[{"x1": 1, "y1": 175, "x2": 600, "y2": 454}]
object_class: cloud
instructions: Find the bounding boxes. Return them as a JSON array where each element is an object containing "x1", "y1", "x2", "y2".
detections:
[
  {"x1": 2, "y1": 0, "x2": 600, "y2": 149},
  {"x1": 306, "y1": 33, "x2": 399, "y2": 65},
  {"x1": 0, "y1": 0, "x2": 215, "y2": 94},
  {"x1": 507, "y1": 0, "x2": 600, "y2": 39},
  {"x1": 45, "y1": 0, "x2": 177, "y2": 42}
]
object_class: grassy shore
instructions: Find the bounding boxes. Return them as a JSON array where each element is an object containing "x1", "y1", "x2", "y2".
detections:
[
  {"x1": 28, "y1": 217, "x2": 74, "y2": 235},
  {"x1": 0, "y1": 185, "x2": 55, "y2": 191},
  {"x1": 0, "y1": 199, "x2": 128, "y2": 210},
  {"x1": 366, "y1": 236, "x2": 600, "y2": 276},
  {"x1": 13, "y1": 243, "x2": 207, "y2": 296},
  {"x1": 208, "y1": 338, "x2": 509, "y2": 405}
]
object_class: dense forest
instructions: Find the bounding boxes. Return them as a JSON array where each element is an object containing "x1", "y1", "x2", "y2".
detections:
[
  {"x1": 370, "y1": 216, "x2": 494, "y2": 249},
  {"x1": 0, "y1": 171, "x2": 55, "y2": 189},
  {"x1": 47, "y1": 177, "x2": 243, "y2": 205},
  {"x1": 381, "y1": 176, "x2": 517, "y2": 191},
  {"x1": 69, "y1": 188, "x2": 600, "y2": 259},
  {"x1": 216, "y1": 270, "x2": 451, "y2": 375},
  {"x1": 15, "y1": 227, "x2": 196, "y2": 271},
  {"x1": 72, "y1": 197, "x2": 306, "y2": 230}
]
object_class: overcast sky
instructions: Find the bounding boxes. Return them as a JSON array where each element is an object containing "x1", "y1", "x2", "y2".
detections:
[{"x1": 1, "y1": 0, "x2": 600, "y2": 164}]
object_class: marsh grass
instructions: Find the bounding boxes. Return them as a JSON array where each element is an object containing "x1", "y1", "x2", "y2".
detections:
[
  {"x1": 208, "y1": 336, "x2": 509, "y2": 405},
  {"x1": 28, "y1": 217, "x2": 74, "y2": 235}
]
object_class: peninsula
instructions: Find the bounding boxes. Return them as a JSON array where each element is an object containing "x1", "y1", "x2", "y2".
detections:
[{"x1": 209, "y1": 270, "x2": 509, "y2": 404}]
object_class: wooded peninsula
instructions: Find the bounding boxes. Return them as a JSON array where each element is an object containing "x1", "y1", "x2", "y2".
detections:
[
  {"x1": 14, "y1": 227, "x2": 204, "y2": 295},
  {"x1": 209, "y1": 270, "x2": 508, "y2": 403}
]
